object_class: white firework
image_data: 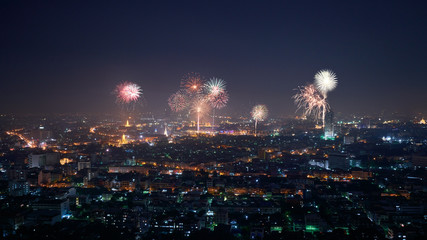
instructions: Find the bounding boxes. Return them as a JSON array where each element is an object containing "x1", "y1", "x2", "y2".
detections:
[
  {"x1": 314, "y1": 70, "x2": 337, "y2": 97},
  {"x1": 251, "y1": 104, "x2": 268, "y2": 136},
  {"x1": 204, "y1": 77, "x2": 226, "y2": 96}
]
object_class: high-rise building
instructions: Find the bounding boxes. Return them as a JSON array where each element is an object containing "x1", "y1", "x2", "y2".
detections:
[
  {"x1": 324, "y1": 110, "x2": 334, "y2": 139},
  {"x1": 328, "y1": 152, "x2": 350, "y2": 170},
  {"x1": 28, "y1": 153, "x2": 60, "y2": 168},
  {"x1": 29, "y1": 154, "x2": 46, "y2": 168}
]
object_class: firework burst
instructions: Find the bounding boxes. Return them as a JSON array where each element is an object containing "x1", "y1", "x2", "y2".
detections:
[
  {"x1": 181, "y1": 72, "x2": 205, "y2": 94},
  {"x1": 251, "y1": 104, "x2": 268, "y2": 121},
  {"x1": 204, "y1": 77, "x2": 229, "y2": 130},
  {"x1": 115, "y1": 81, "x2": 142, "y2": 104},
  {"x1": 208, "y1": 90, "x2": 229, "y2": 109},
  {"x1": 251, "y1": 104, "x2": 268, "y2": 136},
  {"x1": 168, "y1": 90, "x2": 189, "y2": 112},
  {"x1": 314, "y1": 69, "x2": 337, "y2": 97},
  {"x1": 293, "y1": 84, "x2": 329, "y2": 122},
  {"x1": 204, "y1": 78, "x2": 226, "y2": 96}
]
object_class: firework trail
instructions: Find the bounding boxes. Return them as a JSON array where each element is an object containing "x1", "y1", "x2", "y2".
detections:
[
  {"x1": 168, "y1": 90, "x2": 189, "y2": 112},
  {"x1": 251, "y1": 104, "x2": 268, "y2": 136},
  {"x1": 191, "y1": 96, "x2": 210, "y2": 133},
  {"x1": 181, "y1": 72, "x2": 205, "y2": 94},
  {"x1": 293, "y1": 84, "x2": 330, "y2": 124},
  {"x1": 314, "y1": 69, "x2": 337, "y2": 98}
]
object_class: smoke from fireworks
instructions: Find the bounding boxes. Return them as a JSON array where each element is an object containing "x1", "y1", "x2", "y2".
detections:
[
  {"x1": 314, "y1": 70, "x2": 337, "y2": 97},
  {"x1": 168, "y1": 90, "x2": 189, "y2": 112},
  {"x1": 293, "y1": 84, "x2": 329, "y2": 121},
  {"x1": 115, "y1": 81, "x2": 142, "y2": 104},
  {"x1": 181, "y1": 72, "x2": 205, "y2": 94},
  {"x1": 251, "y1": 104, "x2": 268, "y2": 121}
]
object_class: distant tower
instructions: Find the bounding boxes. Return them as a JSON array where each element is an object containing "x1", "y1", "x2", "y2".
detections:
[
  {"x1": 324, "y1": 110, "x2": 334, "y2": 139},
  {"x1": 121, "y1": 134, "x2": 127, "y2": 145},
  {"x1": 125, "y1": 120, "x2": 130, "y2": 127}
]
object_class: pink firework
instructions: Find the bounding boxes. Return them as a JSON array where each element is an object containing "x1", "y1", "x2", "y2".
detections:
[
  {"x1": 208, "y1": 90, "x2": 229, "y2": 109},
  {"x1": 168, "y1": 90, "x2": 189, "y2": 112},
  {"x1": 116, "y1": 82, "x2": 142, "y2": 104},
  {"x1": 181, "y1": 72, "x2": 205, "y2": 94},
  {"x1": 293, "y1": 84, "x2": 329, "y2": 122}
]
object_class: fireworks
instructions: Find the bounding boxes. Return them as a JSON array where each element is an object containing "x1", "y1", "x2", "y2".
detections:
[
  {"x1": 205, "y1": 77, "x2": 228, "y2": 109},
  {"x1": 204, "y1": 77, "x2": 228, "y2": 130},
  {"x1": 208, "y1": 90, "x2": 229, "y2": 109},
  {"x1": 171, "y1": 73, "x2": 230, "y2": 132},
  {"x1": 314, "y1": 69, "x2": 337, "y2": 97},
  {"x1": 251, "y1": 104, "x2": 268, "y2": 136},
  {"x1": 293, "y1": 84, "x2": 329, "y2": 121},
  {"x1": 192, "y1": 97, "x2": 210, "y2": 133},
  {"x1": 251, "y1": 104, "x2": 268, "y2": 121},
  {"x1": 115, "y1": 81, "x2": 142, "y2": 104},
  {"x1": 168, "y1": 90, "x2": 189, "y2": 112},
  {"x1": 181, "y1": 72, "x2": 205, "y2": 94},
  {"x1": 293, "y1": 69, "x2": 338, "y2": 128},
  {"x1": 204, "y1": 78, "x2": 226, "y2": 96}
]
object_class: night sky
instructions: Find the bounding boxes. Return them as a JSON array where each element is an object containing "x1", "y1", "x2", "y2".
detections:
[{"x1": 1, "y1": 0, "x2": 426, "y2": 117}]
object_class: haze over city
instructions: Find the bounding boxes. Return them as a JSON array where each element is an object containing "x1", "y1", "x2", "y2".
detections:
[{"x1": 1, "y1": 0, "x2": 426, "y2": 116}]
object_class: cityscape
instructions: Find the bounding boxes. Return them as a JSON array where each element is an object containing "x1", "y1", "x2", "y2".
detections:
[{"x1": 1, "y1": 1, "x2": 426, "y2": 240}]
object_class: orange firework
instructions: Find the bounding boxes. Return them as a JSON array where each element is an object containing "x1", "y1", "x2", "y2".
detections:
[{"x1": 181, "y1": 72, "x2": 205, "y2": 94}]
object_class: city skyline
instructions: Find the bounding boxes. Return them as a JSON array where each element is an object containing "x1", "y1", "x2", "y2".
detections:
[{"x1": 1, "y1": 1, "x2": 426, "y2": 116}]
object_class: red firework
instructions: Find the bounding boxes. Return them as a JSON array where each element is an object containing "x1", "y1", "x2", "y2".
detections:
[
  {"x1": 208, "y1": 90, "x2": 229, "y2": 109},
  {"x1": 168, "y1": 90, "x2": 189, "y2": 112}
]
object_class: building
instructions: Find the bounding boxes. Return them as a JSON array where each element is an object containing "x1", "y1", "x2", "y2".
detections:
[
  {"x1": 45, "y1": 153, "x2": 60, "y2": 166},
  {"x1": 328, "y1": 153, "x2": 350, "y2": 170},
  {"x1": 32, "y1": 199, "x2": 70, "y2": 217},
  {"x1": 8, "y1": 180, "x2": 29, "y2": 196},
  {"x1": 29, "y1": 154, "x2": 46, "y2": 168},
  {"x1": 343, "y1": 135, "x2": 354, "y2": 145},
  {"x1": 30, "y1": 127, "x2": 52, "y2": 141},
  {"x1": 28, "y1": 153, "x2": 60, "y2": 168},
  {"x1": 324, "y1": 110, "x2": 334, "y2": 139},
  {"x1": 77, "y1": 161, "x2": 91, "y2": 171}
]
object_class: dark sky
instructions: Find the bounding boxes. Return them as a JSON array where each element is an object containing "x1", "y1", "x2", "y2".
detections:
[{"x1": 1, "y1": 0, "x2": 426, "y2": 117}]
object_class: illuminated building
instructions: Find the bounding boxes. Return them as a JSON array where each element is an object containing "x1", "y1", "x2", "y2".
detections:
[
  {"x1": 28, "y1": 153, "x2": 60, "y2": 168},
  {"x1": 29, "y1": 154, "x2": 46, "y2": 168},
  {"x1": 324, "y1": 110, "x2": 334, "y2": 139}
]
